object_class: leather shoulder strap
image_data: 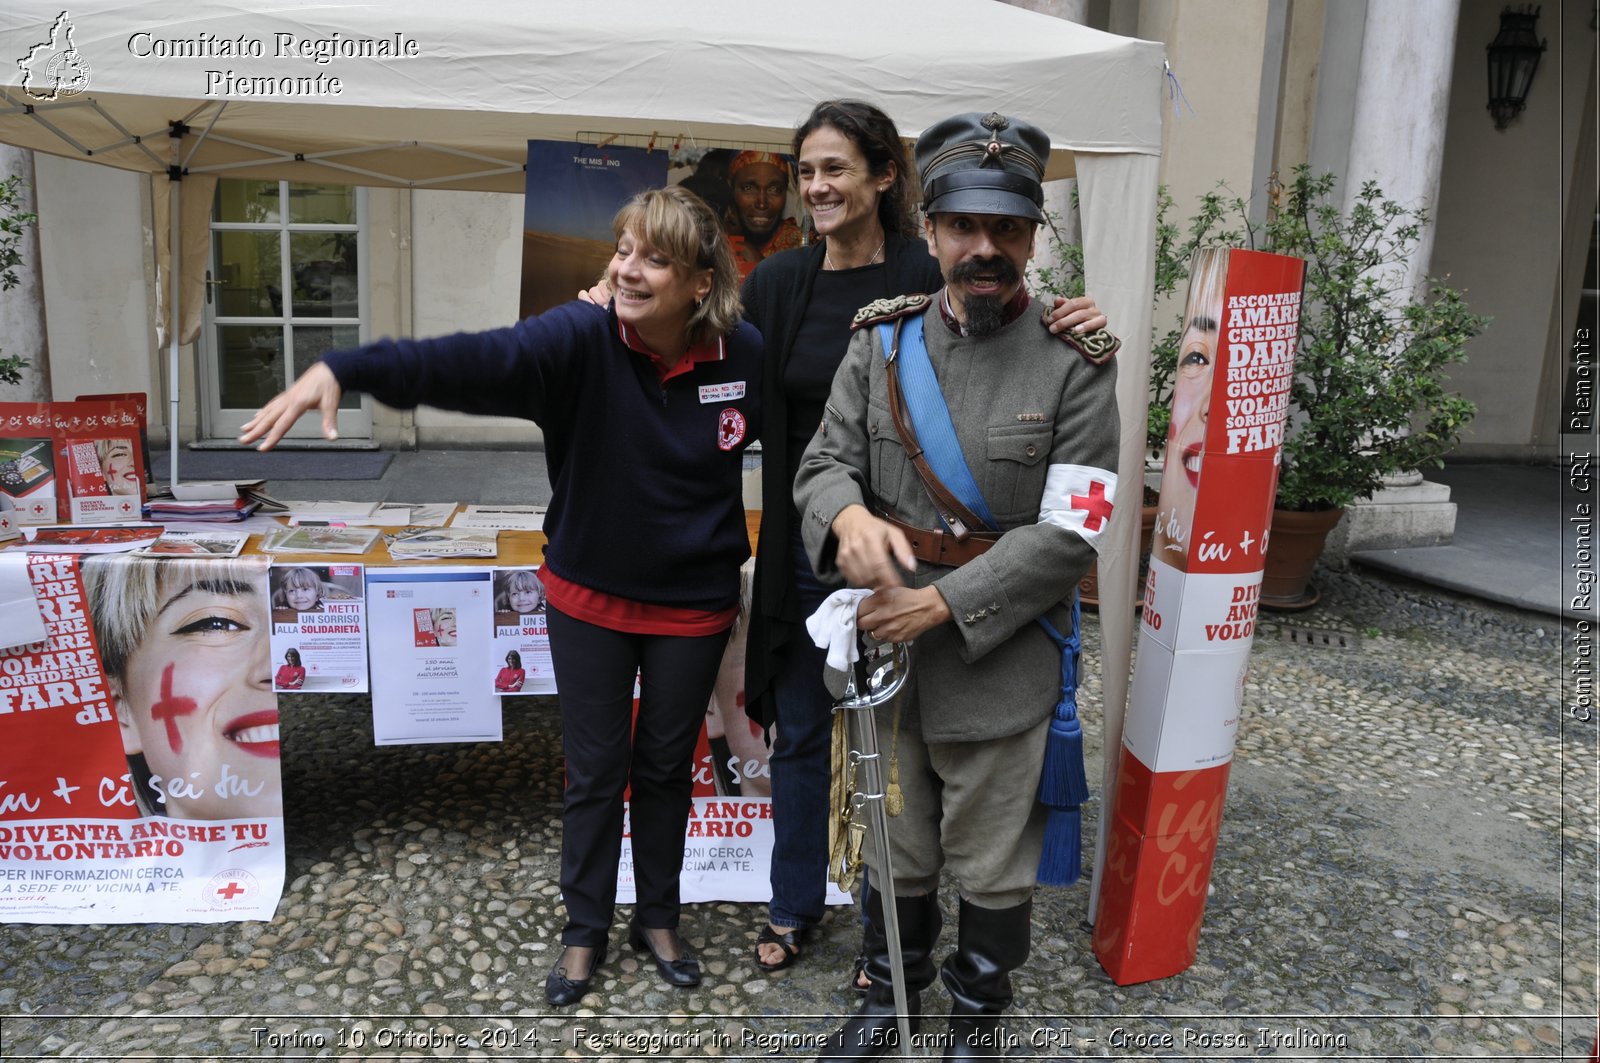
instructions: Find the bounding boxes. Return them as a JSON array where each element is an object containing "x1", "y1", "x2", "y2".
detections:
[{"x1": 876, "y1": 318, "x2": 990, "y2": 542}]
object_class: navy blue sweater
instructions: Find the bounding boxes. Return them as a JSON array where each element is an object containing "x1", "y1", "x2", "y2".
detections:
[{"x1": 322, "y1": 301, "x2": 763, "y2": 611}]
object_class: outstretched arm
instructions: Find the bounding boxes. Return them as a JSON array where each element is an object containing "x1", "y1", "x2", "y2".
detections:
[{"x1": 238, "y1": 363, "x2": 342, "y2": 451}]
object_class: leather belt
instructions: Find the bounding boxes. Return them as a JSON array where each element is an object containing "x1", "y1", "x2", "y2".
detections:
[{"x1": 881, "y1": 511, "x2": 998, "y2": 567}]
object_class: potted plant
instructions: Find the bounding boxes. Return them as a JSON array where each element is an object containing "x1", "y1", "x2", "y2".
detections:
[
  {"x1": 0, "y1": 172, "x2": 38, "y2": 387},
  {"x1": 1247, "y1": 168, "x2": 1486, "y2": 607}
]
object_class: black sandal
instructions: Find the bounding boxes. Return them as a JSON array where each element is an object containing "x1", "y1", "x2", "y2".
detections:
[
  {"x1": 850, "y1": 953, "x2": 871, "y2": 994},
  {"x1": 754, "y1": 924, "x2": 804, "y2": 972}
]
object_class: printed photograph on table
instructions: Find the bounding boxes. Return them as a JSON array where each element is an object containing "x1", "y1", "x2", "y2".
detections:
[
  {"x1": 490, "y1": 567, "x2": 554, "y2": 695},
  {"x1": 267, "y1": 563, "x2": 369, "y2": 693},
  {"x1": 0, "y1": 552, "x2": 285, "y2": 924}
]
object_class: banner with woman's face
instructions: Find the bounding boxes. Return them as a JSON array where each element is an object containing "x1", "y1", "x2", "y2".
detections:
[{"x1": 0, "y1": 553, "x2": 284, "y2": 924}]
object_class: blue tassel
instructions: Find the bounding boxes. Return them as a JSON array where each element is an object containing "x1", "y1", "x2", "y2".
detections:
[
  {"x1": 1038, "y1": 701, "x2": 1090, "y2": 807},
  {"x1": 1036, "y1": 806, "x2": 1082, "y2": 887},
  {"x1": 1035, "y1": 600, "x2": 1088, "y2": 888}
]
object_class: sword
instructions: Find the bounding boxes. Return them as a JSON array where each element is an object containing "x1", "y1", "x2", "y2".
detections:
[{"x1": 837, "y1": 636, "x2": 914, "y2": 1057}]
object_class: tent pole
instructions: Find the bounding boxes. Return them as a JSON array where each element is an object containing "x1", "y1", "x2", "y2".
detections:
[{"x1": 167, "y1": 164, "x2": 181, "y2": 487}]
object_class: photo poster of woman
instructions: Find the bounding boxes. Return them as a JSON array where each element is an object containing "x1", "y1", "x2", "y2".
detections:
[
  {"x1": 489, "y1": 566, "x2": 553, "y2": 695},
  {"x1": 364, "y1": 568, "x2": 501, "y2": 745},
  {"x1": 0, "y1": 553, "x2": 285, "y2": 925},
  {"x1": 1095, "y1": 248, "x2": 1305, "y2": 985},
  {"x1": 267, "y1": 563, "x2": 369, "y2": 694},
  {"x1": 518, "y1": 138, "x2": 804, "y2": 319}
]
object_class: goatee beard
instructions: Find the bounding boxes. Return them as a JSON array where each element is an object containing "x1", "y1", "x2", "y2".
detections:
[
  {"x1": 963, "y1": 294, "x2": 1008, "y2": 337},
  {"x1": 949, "y1": 257, "x2": 1018, "y2": 337}
]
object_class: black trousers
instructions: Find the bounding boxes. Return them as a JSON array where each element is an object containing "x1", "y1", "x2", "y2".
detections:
[{"x1": 546, "y1": 606, "x2": 732, "y2": 948}]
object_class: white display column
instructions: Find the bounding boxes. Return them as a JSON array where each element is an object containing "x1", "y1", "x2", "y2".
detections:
[
  {"x1": 1331, "y1": 0, "x2": 1462, "y2": 553},
  {"x1": 0, "y1": 146, "x2": 51, "y2": 402}
]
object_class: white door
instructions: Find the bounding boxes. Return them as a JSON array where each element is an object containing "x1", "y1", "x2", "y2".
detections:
[{"x1": 200, "y1": 179, "x2": 372, "y2": 441}]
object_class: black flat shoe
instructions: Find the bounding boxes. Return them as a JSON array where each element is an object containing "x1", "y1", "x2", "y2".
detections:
[
  {"x1": 544, "y1": 944, "x2": 606, "y2": 1007},
  {"x1": 628, "y1": 919, "x2": 701, "y2": 987}
]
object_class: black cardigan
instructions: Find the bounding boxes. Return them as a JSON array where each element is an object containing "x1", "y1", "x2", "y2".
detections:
[{"x1": 741, "y1": 232, "x2": 943, "y2": 728}]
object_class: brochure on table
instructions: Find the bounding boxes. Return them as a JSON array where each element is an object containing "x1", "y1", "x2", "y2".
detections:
[{"x1": 365, "y1": 568, "x2": 502, "y2": 744}]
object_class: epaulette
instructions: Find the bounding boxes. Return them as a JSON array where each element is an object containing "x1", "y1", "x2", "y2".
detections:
[
  {"x1": 851, "y1": 293, "x2": 931, "y2": 331},
  {"x1": 1061, "y1": 327, "x2": 1119, "y2": 366}
]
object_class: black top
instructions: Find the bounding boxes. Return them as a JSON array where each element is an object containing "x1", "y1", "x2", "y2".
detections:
[
  {"x1": 784, "y1": 263, "x2": 893, "y2": 489},
  {"x1": 740, "y1": 233, "x2": 943, "y2": 726}
]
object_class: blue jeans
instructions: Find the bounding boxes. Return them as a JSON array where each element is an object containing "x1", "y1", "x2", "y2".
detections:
[{"x1": 766, "y1": 534, "x2": 836, "y2": 931}]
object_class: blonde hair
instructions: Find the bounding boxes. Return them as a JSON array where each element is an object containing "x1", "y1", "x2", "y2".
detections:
[
  {"x1": 271, "y1": 566, "x2": 324, "y2": 609},
  {"x1": 495, "y1": 568, "x2": 544, "y2": 611},
  {"x1": 1184, "y1": 247, "x2": 1229, "y2": 331},
  {"x1": 612, "y1": 185, "x2": 742, "y2": 344}
]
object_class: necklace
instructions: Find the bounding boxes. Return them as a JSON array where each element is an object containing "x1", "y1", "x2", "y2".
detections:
[{"x1": 824, "y1": 239, "x2": 885, "y2": 272}]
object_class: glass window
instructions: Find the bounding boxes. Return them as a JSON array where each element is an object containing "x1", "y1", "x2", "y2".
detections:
[{"x1": 209, "y1": 181, "x2": 363, "y2": 416}]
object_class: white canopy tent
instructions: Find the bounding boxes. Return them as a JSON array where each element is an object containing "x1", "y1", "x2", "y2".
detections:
[{"x1": 0, "y1": 0, "x2": 1163, "y2": 917}]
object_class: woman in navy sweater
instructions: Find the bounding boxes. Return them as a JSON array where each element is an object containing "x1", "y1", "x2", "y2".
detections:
[{"x1": 240, "y1": 186, "x2": 761, "y2": 1007}]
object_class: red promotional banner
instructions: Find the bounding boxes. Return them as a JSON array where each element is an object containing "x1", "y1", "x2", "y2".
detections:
[
  {"x1": 0, "y1": 554, "x2": 285, "y2": 924},
  {"x1": 1095, "y1": 247, "x2": 1305, "y2": 984}
]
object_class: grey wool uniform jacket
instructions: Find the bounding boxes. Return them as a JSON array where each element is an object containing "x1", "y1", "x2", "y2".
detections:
[{"x1": 793, "y1": 292, "x2": 1120, "y2": 744}]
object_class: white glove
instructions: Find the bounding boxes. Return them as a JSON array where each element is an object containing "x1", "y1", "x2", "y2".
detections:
[{"x1": 805, "y1": 588, "x2": 872, "y2": 673}]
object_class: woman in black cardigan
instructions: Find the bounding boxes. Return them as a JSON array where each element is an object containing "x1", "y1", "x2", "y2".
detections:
[{"x1": 743, "y1": 100, "x2": 1109, "y2": 975}]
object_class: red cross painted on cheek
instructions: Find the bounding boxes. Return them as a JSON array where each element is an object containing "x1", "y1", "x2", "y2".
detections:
[
  {"x1": 148, "y1": 662, "x2": 197, "y2": 755},
  {"x1": 1071, "y1": 480, "x2": 1115, "y2": 532}
]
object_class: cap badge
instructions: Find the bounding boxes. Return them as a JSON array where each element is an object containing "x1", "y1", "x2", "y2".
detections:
[{"x1": 982, "y1": 112, "x2": 1008, "y2": 160}]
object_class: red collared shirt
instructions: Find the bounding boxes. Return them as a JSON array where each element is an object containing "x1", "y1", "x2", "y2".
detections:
[{"x1": 617, "y1": 317, "x2": 727, "y2": 382}]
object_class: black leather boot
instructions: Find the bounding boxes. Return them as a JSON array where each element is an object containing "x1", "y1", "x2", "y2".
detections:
[
  {"x1": 817, "y1": 888, "x2": 942, "y2": 1062},
  {"x1": 939, "y1": 898, "x2": 1032, "y2": 1061}
]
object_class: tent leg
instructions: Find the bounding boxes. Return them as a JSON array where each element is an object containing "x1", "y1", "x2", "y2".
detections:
[{"x1": 167, "y1": 175, "x2": 181, "y2": 488}]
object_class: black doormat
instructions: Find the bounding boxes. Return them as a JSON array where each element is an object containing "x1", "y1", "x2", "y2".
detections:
[{"x1": 148, "y1": 449, "x2": 394, "y2": 482}]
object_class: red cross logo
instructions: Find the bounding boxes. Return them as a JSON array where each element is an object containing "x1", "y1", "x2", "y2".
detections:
[
  {"x1": 216, "y1": 881, "x2": 246, "y2": 900},
  {"x1": 150, "y1": 662, "x2": 197, "y2": 754},
  {"x1": 1071, "y1": 480, "x2": 1114, "y2": 531}
]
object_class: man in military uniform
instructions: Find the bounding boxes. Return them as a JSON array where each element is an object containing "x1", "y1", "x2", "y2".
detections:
[{"x1": 794, "y1": 111, "x2": 1120, "y2": 1061}]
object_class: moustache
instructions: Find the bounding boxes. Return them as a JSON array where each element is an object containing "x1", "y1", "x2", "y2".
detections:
[{"x1": 949, "y1": 256, "x2": 1020, "y2": 287}]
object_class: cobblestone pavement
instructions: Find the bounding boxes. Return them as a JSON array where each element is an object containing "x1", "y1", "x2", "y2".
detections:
[{"x1": 0, "y1": 565, "x2": 1594, "y2": 1061}]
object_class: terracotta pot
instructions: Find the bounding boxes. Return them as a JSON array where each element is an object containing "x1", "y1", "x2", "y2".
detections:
[
  {"x1": 1078, "y1": 504, "x2": 1158, "y2": 609},
  {"x1": 1260, "y1": 506, "x2": 1345, "y2": 610}
]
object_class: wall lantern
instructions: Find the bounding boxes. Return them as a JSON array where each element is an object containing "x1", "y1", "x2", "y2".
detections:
[{"x1": 1486, "y1": 5, "x2": 1547, "y2": 130}]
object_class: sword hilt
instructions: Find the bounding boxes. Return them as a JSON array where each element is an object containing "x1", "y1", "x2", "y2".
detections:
[{"x1": 839, "y1": 636, "x2": 910, "y2": 709}]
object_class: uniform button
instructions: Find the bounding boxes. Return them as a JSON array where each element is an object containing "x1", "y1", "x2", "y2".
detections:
[
  {"x1": 1025, "y1": 445, "x2": 1037, "y2": 457},
  {"x1": 870, "y1": 422, "x2": 879, "y2": 435}
]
